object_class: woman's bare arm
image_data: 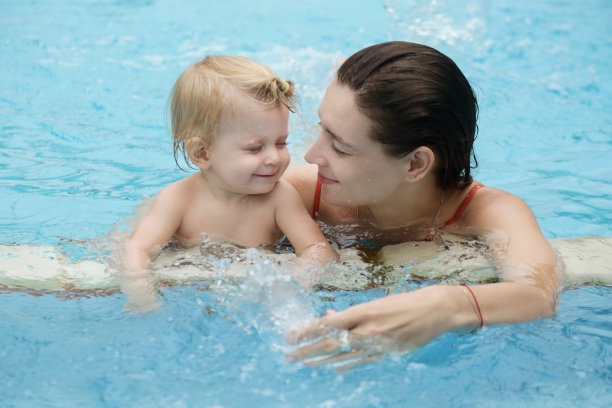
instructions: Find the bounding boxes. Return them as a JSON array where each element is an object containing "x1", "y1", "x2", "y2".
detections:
[
  {"x1": 285, "y1": 188, "x2": 560, "y2": 368},
  {"x1": 462, "y1": 188, "x2": 560, "y2": 323}
]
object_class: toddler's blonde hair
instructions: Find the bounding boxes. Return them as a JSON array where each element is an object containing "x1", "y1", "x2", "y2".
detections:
[{"x1": 169, "y1": 55, "x2": 297, "y2": 168}]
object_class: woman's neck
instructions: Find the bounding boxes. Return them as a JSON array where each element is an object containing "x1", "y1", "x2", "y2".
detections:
[{"x1": 362, "y1": 182, "x2": 445, "y2": 230}]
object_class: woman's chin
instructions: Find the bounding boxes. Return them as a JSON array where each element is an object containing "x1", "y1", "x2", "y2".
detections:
[{"x1": 323, "y1": 190, "x2": 357, "y2": 207}]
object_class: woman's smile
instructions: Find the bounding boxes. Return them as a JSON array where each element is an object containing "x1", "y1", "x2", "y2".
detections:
[{"x1": 317, "y1": 172, "x2": 339, "y2": 184}]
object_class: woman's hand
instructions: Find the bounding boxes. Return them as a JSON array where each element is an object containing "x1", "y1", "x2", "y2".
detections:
[{"x1": 285, "y1": 285, "x2": 478, "y2": 370}]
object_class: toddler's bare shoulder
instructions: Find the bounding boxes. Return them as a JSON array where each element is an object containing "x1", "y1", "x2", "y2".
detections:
[
  {"x1": 269, "y1": 179, "x2": 303, "y2": 204},
  {"x1": 155, "y1": 175, "x2": 199, "y2": 208}
]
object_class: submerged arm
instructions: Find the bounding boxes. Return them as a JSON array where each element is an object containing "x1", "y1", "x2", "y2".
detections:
[
  {"x1": 121, "y1": 185, "x2": 184, "y2": 312},
  {"x1": 286, "y1": 188, "x2": 559, "y2": 368},
  {"x1": 461, "y1": 189, "x2": 559, "y2": 324}
]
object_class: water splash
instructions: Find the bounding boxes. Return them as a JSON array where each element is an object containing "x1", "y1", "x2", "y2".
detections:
[
  {"x1": 382, "y1": 0, "x2": 491, "y2": 59},
  {"x1": 225, "y1": 249, "x2": 317, "y2": 352}
]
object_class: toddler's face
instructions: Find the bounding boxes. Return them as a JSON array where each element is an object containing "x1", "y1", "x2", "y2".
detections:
[{"x1": 204, "y1": 98, "x2": 291, "y2": 195}]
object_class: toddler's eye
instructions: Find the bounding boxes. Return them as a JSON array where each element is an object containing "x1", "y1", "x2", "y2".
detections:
[
  {"x1": 244, "y1": 146, "x2": 262, "y2": 153},
  {"x1": 276, "y1": 141, "x2": 288, "y2": 148}
]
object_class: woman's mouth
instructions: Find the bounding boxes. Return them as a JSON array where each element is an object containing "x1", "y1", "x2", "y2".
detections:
[{"x1": 317, "y1": 172, "x2": 338, "y2": 184}]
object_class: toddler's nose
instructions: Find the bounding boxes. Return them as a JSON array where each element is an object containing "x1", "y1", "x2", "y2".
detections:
[{"x1": 264, "y1": 147, "x2": 280, "y2": 166}]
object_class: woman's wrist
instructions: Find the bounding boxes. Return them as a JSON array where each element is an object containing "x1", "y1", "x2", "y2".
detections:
[
  {"x1": 460, "y1": 284, "x2": 484, "y2": 329},
  {"x1": 442, "y1": 284, "x2": 483, "y2": 333}
]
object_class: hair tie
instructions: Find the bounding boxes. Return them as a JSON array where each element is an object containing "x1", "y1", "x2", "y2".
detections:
[
  {"x1": 460, "y1": 283, "x2": 484, "y2": 329},
  {"x1": 279, "y1": 80, "x2": 290, "y2": 93}
]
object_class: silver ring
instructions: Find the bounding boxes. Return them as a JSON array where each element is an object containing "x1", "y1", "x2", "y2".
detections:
[{"x1": 338, "y1": 330, "x2": 352, "y2": 352}]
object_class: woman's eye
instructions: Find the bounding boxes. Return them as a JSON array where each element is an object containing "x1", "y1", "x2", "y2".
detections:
[
  {"x1": 321, "y1": 125, "x2": 351, "y2": 157},
  {"x1": 331, "y1": 143, "x2": 350, "y2": 157}
]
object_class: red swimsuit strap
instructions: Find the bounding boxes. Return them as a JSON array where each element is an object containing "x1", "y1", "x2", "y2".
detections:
[
  {"x1": 312, "y1": 179, "x2": 322, "y2": 220},
  {"x1": 439, "y1": 185, "x2": 484, "y2": 229}
]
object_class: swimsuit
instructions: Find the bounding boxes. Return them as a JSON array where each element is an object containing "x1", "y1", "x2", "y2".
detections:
[
  {"x1": 312, "y1": 179, "x2": 323, "y2": 220},
  {"x1": 437, "y1": 184, "x2": 484, "y2": 229},
  {"x1": 312, "y1": 179, "x2": 484, "y2": 230}
]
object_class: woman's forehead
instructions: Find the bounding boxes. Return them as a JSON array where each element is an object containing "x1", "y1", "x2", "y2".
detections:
[{"x1": 319, "y1": 81, "x2": 371, "y2": 140}]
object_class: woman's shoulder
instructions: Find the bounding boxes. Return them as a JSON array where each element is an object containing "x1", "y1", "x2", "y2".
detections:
[
  {"x1": 462, "y1": 183, "x2": 535, "y2": 228},
  {"x1": 284, "y1": 163, "x2": 318, "y2": 187},
  {"x1": 472, "y1": 184, "x2": 527, "y2": 207}
]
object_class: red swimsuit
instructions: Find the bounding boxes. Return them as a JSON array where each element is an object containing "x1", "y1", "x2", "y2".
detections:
[{"x1": 312, "y1": 179, "x2": 483, "y2": 230}]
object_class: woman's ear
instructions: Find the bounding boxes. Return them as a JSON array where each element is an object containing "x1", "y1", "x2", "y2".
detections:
[
  {"x1": 186, "y1": 137, "x2": 211, "y2": 170},
  {"x1": 404, "y1": 146, "x2": 435, "y2": 182}
]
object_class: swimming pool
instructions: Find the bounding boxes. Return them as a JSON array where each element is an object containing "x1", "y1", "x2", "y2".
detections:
[{"x1": 1, "y1": 0, "x2": 611, "y2": 406}]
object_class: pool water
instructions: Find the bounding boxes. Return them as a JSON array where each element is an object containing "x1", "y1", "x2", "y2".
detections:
[{"x1": 1, "y1": 0, "x2": 611, "y2": 407}]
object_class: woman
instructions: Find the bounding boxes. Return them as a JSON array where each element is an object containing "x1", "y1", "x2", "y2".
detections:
[{"x1": 283, "y1": 41, "x2": 560, "y2": 367}]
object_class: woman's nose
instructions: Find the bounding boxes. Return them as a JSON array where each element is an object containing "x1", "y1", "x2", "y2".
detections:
[{"x1": 304, "y1": 134, "x2": 326, "y2": 166}]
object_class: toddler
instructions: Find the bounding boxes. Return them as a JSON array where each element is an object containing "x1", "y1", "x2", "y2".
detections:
[{"x1": 122, "y1": 56, "x2": 337, "y2": 311}]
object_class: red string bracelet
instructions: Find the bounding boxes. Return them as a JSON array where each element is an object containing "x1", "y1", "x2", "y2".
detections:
[{"x1": 460, "y1": 283, "x2": 484, "y2": 329}]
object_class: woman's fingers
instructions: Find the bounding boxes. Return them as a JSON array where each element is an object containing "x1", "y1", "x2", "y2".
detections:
[
  {"x1": 285, "y1": 336, "x2": 342, "y2": 361},
  {"x1": 324, "y1": 309, "x2": 337, "y2": 316},
  {"x1": 334, "y1": 352, "x2": 384, "y2": 373},
  {"x1": 285, "y1": 309, "x2": 352, "y2": 344},
  {"x1": 288, "y1": 337, "x2": 385, "y2": 371},
  {"x1": 304, "y1": 348, "x2": 369, "y2": 367},
  {"x1": 284, "y1": 290, "x2": 448, "y2": 369},
  {"x1": 285, "y1": 319, "x2": 385, "y2": 365},
  {"x1": 285, "y1": 318, "x2": 332, "y2": 345},
  {"x1": 286, "y1": 331, "x2": 364, "y2": 363}
]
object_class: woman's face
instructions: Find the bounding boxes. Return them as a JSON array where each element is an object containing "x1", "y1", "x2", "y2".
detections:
[{"x1": 305, "y1": 80, "x2": 407, "y2": 207}]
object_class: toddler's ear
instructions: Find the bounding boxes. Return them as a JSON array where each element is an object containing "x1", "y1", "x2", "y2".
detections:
[{"x1": 186, "y1": 137, "x2": 211, "y2": 169}]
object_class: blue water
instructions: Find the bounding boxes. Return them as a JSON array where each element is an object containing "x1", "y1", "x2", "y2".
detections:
[{"x1": 1, "y1": 0, "x2": 611, "y2": 407}]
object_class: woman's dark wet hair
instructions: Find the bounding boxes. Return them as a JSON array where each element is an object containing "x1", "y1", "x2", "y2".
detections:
[{"x1": 337, "y1": 41, "x2": 478, "y2": 189}]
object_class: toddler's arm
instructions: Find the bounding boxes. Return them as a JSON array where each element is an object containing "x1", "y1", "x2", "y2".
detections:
[
  {"x1": 274, "y1": 181, "x2": 337, "y2": 271},
  {"x1": 121, "y1": 185, "x2": 184, "y2": 312}
]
